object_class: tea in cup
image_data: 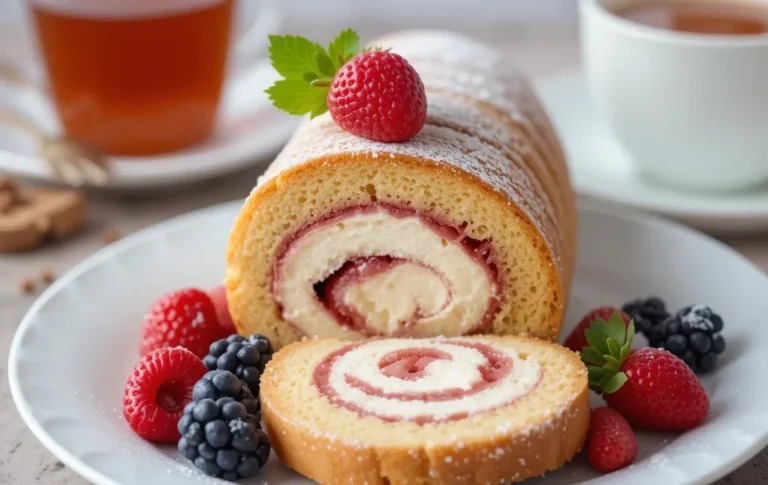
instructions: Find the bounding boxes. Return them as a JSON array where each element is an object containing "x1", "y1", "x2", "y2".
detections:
[
  {"x1": 580, "y1": 0, "x2": 768, "y2": 192},
  {"x1": 27, "y1": 0, "x2": 278, "y2": 156}
]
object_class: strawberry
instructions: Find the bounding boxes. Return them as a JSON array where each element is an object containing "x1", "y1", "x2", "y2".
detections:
[
  {"x1": 265, "y1": 28, "x2": 427, "y2": 142},
  {"x1": 139, "y1": 288, "x2": 225, "y2": 358},
  {"x1": 588, "y1": 407, "x2": 638, "y2": 473},
  {"x1": 563, "y1": 307, "x2": 632, "y2": 352},
  {"x1": 208, "y1": 285, "x2": 236, "y2": 334},
  {"x1": 580, "y1": 312, "x2": 710, "y2": 431},
  {"x1": 123, "y1": 347, "x2": 207, "y2": 443},
  {"x1": 327, "y1": 51, "x2": 427, "y2": 142}
]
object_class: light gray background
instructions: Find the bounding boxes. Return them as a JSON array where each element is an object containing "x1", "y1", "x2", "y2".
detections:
[{"x1": 0, "y1": 1, "x2": 766, "y2": 484}]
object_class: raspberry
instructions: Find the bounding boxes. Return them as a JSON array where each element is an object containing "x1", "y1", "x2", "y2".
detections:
[
  {"x1": 123, "y1": 347, "x2": 207, "y2": 443},
  {"x1": 327, "y1": 51, "x2": 427, "y2": 142},
  {"x1": 139, "y1": 288, "x2": 225, "y2": 358},
  {"x1": 209, "y1": 286, "x2": 236, "y2": 334}
]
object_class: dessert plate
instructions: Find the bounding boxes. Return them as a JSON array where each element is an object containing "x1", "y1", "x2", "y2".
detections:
[
  {"x1": 9, "y1": 200, "x2": 768, "y2": 485},
  {"x1": 0, "y1": 60, "x2": 299, "y2": 192},
  {"x1": 535, "y1": 68, "x2": 768, "y2": 235}
]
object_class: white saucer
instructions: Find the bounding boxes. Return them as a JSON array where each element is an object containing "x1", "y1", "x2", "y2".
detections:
[
  {"x1": 536, "y1": 69, "x2": 768, "y2": 235},
  {"x1": 9, "y1": 200, "x2": 768, "y2": 485},
  {"x1": 0, "y1": 60, "x2": 299, "y2": 191}
]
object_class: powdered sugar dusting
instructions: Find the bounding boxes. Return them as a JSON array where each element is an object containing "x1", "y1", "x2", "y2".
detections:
[{"x1": 254, "y1": 30, "x2": 561, "y2": 263}]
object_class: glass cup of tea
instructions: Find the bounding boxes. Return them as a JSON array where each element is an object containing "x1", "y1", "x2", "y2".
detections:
[{"x1": 26, "y1": 0, "x2": 280, "y2": 156}]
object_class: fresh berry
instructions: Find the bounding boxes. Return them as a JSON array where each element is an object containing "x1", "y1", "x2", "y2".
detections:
[
  {"x1": 192, "y1": 370, "x2": 261, "y2": 420},
  {"x1": 203, "y1": 334, "x2": 274, "y2": 396},
  {"x1": 587, "y1": 407, "x2": 638, "y2": 473},
  {"x1": 645, "y1": 304, "x2": 725, "y2": 374},
  {"x1": 580, "y1": 313, "x2": 710, "y2": 431},
  {"x1": 139, "y1": 288, "x2": 226, "y2": 358},
  {"x1": 563, "y1": 307, "x2": 632, "y2": 352},
  {"x1": 327, "y1": 51, "x2": 427, "y2": 142},
  {"x1": 123, "y1": 347, "x2": 207, "y2": 443},
  {"x1": 622, "y1": 296, "x2": 671, "y2": 337},
  {"x1": 209, "y1": 286, "x2": 236, "y2": 333},
  {"x1": 177, "y1": 399, "x2": 271, "y2": 479},
  {"x1": 265, "y1": 29, "x2": 427, "y2": 142}
]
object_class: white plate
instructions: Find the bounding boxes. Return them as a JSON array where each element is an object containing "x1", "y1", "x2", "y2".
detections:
[
  {"x1": 0, "y1": 60, "x2": 299, "y2": 192},
  {"x1": 9, "y1": 201, "x2": 768, "y2": 485},
  {"x1": 535, "y1": 69, "x2": 768, "y2": 235}
]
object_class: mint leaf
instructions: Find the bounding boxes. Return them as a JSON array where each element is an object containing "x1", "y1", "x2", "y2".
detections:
[
  {"x1": 265, "y1": 79, "x2": 328, "y2": 118},
  {"x1": 268, "y1": 34, "x2": 325, "y2": 81},
  {"x1": 316, "y1": 51, "x2": 336, "y2": 78},
  {"x1": 328, "y1": 28, "x2": 361, "y2": 70}
]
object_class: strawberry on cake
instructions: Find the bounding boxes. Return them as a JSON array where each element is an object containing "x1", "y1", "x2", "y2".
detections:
[
  {"x1": 226, "y1": 30, "x2": 577, "y2": 350},
  {"x1": 260, "y1": 335, "x2": 589, "y2": 485}
]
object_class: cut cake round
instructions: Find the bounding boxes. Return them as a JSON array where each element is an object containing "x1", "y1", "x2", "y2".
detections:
[{"x1": 260, "y1": 335, "x2": 589, "y2": 485}]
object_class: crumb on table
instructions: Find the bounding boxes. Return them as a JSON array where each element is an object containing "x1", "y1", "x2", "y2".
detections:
[
  {"x1": 101, "y1": 227, "x2": 122, "y2": 244},
  {"x1": 19, "y1": 278, "x2": 35, "y2": 294},
  {"x1": 40, "y1": 269, "x2": 55, "y2": 284}
]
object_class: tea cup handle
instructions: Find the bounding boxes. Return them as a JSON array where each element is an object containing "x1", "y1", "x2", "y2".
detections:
[{"x1": 231, "y1": 0, "x2": 282, "y2": 72}]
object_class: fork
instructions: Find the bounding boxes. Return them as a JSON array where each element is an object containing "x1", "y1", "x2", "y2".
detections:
[
  {"x1": 0, "y1": 107, "x2": 110, "y2": 187},
  {"x1": 0, "y1": 64, "x2": 110, "y2": 187}
]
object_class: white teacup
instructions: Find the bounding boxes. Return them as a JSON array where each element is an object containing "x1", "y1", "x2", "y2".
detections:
[{"x1": 580, "y1": 0, "x2": 768, "y2": 192}]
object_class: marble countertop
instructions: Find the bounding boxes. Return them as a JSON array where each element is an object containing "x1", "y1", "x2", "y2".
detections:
[{"x1": 1, "y1": 24, "x2": 767, "y2": 485}]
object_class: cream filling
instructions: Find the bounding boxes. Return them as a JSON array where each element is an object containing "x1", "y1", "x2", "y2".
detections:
[
  {"x1": 327, "y1": 339, "x2": 540, "y2": 420},
  {"x1": 344, "y1": 263, "x2": 450, "y2": 335},
  {"x1": 277, "y1": 211, "x2": 494, "y2": 338}
]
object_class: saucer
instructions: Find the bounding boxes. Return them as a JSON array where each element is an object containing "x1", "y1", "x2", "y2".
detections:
[
  {"x1": 535, "y1": 68, "x2": 768, "y2": 235},
  {"x1": 0, "y1": 60, "x2": 299, "y2": 192}
]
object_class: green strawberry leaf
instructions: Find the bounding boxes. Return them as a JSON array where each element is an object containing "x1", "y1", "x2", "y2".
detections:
[
  {"x1": 580, "y1": 347, "x2": 605, "y2": 366},
  {"x1": 605, "y1": 313, "x2": 628, "y2": 343},
  {"x1": 267, "y1": 34, "x2": 325, "y2": 81},
  {"x1": 265, "y1": 79, "x2": 328, "y2": 118},
  {"x1": 328, "y1": 28, "x2": 361, "y2": 70},
  {"x1": 580, "y1": 311, "x2": 636, "y2": 395},
  {"x1": 607, "y1": 338, "x2": 620, "y2": 357},
  {"x1": 585, "y1": 327, "x2": 609, "y2": 356},
  {"x1": 601, "y1": 371, "x2": 628, "y2": 394}
]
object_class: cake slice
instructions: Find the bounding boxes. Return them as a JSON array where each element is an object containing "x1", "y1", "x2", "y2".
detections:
[{"x1": 260, "y1": 335, "x2": 589, "y2": 485}]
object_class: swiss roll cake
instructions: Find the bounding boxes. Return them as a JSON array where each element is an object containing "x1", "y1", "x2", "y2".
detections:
[{"x1": 225, "y1": 30, "x2": 577, "y2": 350}]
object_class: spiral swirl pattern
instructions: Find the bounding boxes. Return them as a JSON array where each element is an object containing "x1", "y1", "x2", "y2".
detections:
[{"x1": 312, "y1": 338, "x2": 541, "y2": 424}]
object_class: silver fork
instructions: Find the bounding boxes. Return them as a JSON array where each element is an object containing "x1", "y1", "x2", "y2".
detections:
[
  {"x1": 0, "y1": 64, "x2": 110, "y2": 187},
  {"x1": 0, "y1": 107, "x2": 110, "y2": 187}
]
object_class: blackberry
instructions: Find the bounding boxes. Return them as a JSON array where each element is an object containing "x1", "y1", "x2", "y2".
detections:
[
  {"x1": 622, "y1": 297, "x2": 671, "y2": 337},
  {"x1": 177, "y1": 398, "x2": 271, "y2": 480},
  {"x1": 192, "y1": 370, "x2": 260, "y2": 420},
  {"x1": 203, "y1": 334, "x2": 274, "y2": 397},
  {"x1": 646, "y1": 304, "x2": 726, "y2": 374}
]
